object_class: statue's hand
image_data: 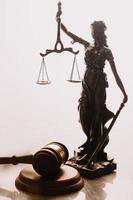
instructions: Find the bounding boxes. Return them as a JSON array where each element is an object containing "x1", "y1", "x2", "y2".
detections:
[
  {"x1": 56, "y1": 10, "x2": 62, "y2": 20},
  {"x1": 56, "y1": 15, "x2": 60, "y2": 22}
]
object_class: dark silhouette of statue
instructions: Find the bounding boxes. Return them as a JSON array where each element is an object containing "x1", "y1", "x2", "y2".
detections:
[{"x1": 59, "y1": 20, "x2": 128, "y2": 164}]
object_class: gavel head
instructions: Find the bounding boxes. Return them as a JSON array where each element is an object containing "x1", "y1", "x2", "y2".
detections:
[{"x1": 32, "y1": 142, "x2": 69, "y2": 176}]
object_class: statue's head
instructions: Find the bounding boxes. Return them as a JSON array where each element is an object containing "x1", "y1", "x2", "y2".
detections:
[
  {"x1": 91, "y1": 21, "x2": 108, "y2": 47},
  {"x1": 91, "y1": 21, "x2": 107, "y2": 38}
]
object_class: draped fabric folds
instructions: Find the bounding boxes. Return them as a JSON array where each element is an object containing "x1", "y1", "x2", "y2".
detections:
[{"x1": 78, "y1": 46, "x2": 114, "y2": 154}]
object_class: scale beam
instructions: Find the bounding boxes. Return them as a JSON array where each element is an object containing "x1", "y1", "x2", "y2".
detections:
[{"x1": 40, "y1": 48, "x2": 79, "y2": 57}]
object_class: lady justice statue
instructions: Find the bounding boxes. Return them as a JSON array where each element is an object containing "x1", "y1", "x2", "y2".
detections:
[{"x1": 56, "y1": 12, "x2": 128, "y2": 177}]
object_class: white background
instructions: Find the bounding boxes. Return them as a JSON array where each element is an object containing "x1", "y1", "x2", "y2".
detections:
[{"x1": 0, "y1": 0, "x2": 132, "y2": 173}]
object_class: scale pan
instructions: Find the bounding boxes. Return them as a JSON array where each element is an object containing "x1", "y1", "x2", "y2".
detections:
[
  {"x1": 67, "y1": 80, "x2": 81, "y2": 83},
  {"x1": 36, "y1": 80, "x2": 51, "y2": 85}
]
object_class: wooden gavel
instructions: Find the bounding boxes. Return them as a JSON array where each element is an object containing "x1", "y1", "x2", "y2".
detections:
[{"x1": 0, "y1": 142, "x2": 69, "y2": 176}]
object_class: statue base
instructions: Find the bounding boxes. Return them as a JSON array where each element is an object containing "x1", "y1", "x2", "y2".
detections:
[
  {"x1": 66, "y1": 157, "x2": 117, "y2": 179},
  {"x1": 15, "y1": 165, "x2": 84, "y2": 195}
]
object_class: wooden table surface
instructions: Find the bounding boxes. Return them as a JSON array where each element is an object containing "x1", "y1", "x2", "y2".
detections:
[{"x1": 0, "y1": 161, "x2": 132, "y2": 200}]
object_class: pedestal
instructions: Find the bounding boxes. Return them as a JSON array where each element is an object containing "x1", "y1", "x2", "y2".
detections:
[{"x1": 66, "y1": 158, "x2": 117, "y2": 179}]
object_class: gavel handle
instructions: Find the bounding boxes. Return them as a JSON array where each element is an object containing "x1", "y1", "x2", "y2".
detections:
[{"x1": 0, "y1": 155, "x2": 33, "y2": 165}]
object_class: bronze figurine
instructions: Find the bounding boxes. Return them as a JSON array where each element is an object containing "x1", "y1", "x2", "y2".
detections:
[{"x1": 58, "y1": 18, "x2": 128, "y2": 177}]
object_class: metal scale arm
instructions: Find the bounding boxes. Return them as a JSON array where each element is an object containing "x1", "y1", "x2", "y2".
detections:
[{"x1": 40, "y1": 1, "x2": 79, "y2": 57}]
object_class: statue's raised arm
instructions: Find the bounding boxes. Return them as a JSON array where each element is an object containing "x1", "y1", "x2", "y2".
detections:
[
  {"x1": 56, "y1": 1, "x2": 90, "y2": 48},
  {"x1": 60, "y1": 23, "x2": 90, "y2": 48}
]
